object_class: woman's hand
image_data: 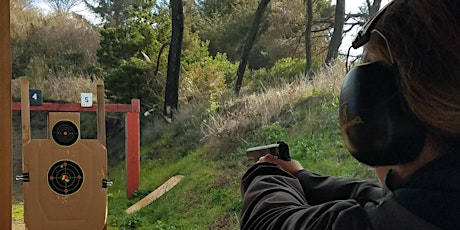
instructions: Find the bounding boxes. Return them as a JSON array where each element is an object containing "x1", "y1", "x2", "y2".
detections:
[{"x1": 257, "y1": 154, "x2": 304, "y2": 175}]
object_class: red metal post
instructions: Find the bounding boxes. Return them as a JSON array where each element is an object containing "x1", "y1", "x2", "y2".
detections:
[{"x1": 126, "y1": 99, "x2": 140, "y2": 198}]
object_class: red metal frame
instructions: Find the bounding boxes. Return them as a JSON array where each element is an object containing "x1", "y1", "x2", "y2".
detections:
[{"x1": 13, "y1": 99, "x2": 141, "y2": 199}]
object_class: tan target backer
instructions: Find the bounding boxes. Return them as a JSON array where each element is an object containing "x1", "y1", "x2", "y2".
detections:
[{"x1": 22, "y1": 112, "x2": 108, "y2": 229}]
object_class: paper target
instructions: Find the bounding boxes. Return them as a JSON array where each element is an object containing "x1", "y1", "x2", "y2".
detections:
[
  {"x1": 48, "y1": 160, "x2": 84, "y2": 195},
  {"x1": 51, "y1": 120, "x2": 79, "y2": 146}
]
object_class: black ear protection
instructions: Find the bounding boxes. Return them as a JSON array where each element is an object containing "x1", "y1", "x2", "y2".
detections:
[{"x1": 339, "y1": 1, "x2": 426, "y2": 166}]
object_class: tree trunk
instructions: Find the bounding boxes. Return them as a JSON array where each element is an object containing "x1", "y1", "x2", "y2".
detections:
[
  {"x1": 164, "y1": 0, "x2": 184, "y2": 118},
  {"x1": 305, "y1": 0, "x2": 313, "y2": 78},
  {"x1": 233, "y1": 0, "x2": 271, "y2": 97},
  {"x1": 325, "y1": 0, "x2": 345, "y2": 65}
]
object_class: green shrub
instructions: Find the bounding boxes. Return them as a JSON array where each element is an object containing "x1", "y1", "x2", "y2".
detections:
[
  {"x1": 259, "y1": 122, "x2": 289, "y2": 143},
  {"x1": 181, "y1": 44, "x2": 238, "y2": 111},
  {"x1": 25, "y1": 57, "x2": 48, "y2": 83},
  {"x1": 104, "y1": 57, "x2": 164, "y2": 113},
  {"x1": 249, "y1": 57, "x2": 323, "y2": 90},
  {"x1": 250, "y1": 57, "x2": 304, "y2": 89}
]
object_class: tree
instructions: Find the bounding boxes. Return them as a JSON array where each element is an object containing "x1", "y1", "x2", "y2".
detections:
[
  {"x1": 84, "y1": 0, "x2": 144, "y2": 26},
  {"x1": 34, "y1": 14, "x2": 100, "y2": 74},
  {"x1": 11, "y1": 0, "x2": 42, "y2": 78},
  {"x1": 304, "y1": 0, "x2": 313, "y2": 75},
  {"x1": 164, "y1": 0, "x2": 184, "y2": 118},
  {"x1": 45, "y1": 0, "x2": 82, "y2": 13},
  {"x1": 325, "y1": 0, "x2": 344, "y2": 64},
  {"x1": 196, "y1": 0, "x2": 240, "y2": 17},
  {"x1": 98, "y1": 0, "x2": 172, "y2": 112},
  {"x1": 341, "y1": 0, "x2": 383, "y2": 64},
  {"x1": 195, "y1": 0, "x2": 334, "y2": 73},
  {"x1": 10, "y1": 1, "x2": 100, "y2": 78},
  {"x1": 194, "y1": 0, "x2": 258, "y2": 61},
  {"x1": 248, "y1": 0, "x2": 333, "y2": 71},
  {"x1": 234, "y1": 0, "x2": 271, "y2": 96},
  {"x1": 344, "y1": 0, "x2": 383, "y2": 37}
]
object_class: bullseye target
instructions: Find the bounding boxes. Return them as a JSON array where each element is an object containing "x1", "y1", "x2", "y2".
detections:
[
  {"x1": 47, "y1": 160, "x2": 84, "y2": 195},
  {"x1": 51, "y1": 120, "x2": 79, "y2": 146}
]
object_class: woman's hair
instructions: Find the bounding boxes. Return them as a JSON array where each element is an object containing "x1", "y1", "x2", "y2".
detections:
[{"x1": 366, "y1": 0, "x2": 460, "y2": 145}]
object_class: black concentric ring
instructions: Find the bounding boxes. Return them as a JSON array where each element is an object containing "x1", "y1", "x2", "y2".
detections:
[
  {"x1": 47, "y1": 160, "x2": 84, "y2": 195},
  {"x1": 51, "y1": 120, "x2": 79, "y2": 146}
]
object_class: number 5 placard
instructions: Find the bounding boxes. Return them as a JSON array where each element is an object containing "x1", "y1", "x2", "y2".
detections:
[{"x1": 80, "y1": 93, "x2": 93, "y2": 107}]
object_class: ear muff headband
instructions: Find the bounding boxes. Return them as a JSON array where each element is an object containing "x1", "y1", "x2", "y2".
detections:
[
  {"x1": 352, "y1": 1, "x2": 395, "y2": 49},
  {"x1": 339, "y1": 62, "x2": 426, "y2": 166}
]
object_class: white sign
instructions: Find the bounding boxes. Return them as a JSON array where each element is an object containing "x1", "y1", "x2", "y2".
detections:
[{"x1": 81, "y1": 93, "x2": 93, "y2": 107}]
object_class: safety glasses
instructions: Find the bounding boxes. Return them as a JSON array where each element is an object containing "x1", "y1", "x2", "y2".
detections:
[{"x1": 346, "y1": 1, "x2": 396, "y2": 71}]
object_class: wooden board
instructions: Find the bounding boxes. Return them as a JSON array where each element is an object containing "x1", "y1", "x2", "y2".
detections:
[
  {"x1": 12, "y1": 100, "x2": 140, "y2": 113},
  {"x1": 0, "y1": 0, "x2": 12, "y2": 228},
  {"x1": 125, "y1": 175, "x2": 184, "y2": 214}
]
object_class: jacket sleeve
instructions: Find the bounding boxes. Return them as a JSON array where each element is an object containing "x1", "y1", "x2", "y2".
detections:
[
  {"x1": 240, "y1": 163, "x2": 376, "y2": 230},
  {"x1": 294, "y1": 169, "x2": 383, "y2": 205}
]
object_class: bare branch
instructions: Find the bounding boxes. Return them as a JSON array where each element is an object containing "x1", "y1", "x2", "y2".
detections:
[
  {"x1": 46, "y1": 0, "x2": 83, "y2": 13},
  {"x1": 311, "y1": 26, "x2": 331, "y2": 33},
  {"x1": 343, "y1": 22, "x2": 361, "y2": 33}
]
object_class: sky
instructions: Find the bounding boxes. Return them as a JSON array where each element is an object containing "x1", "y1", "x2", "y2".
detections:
[{"x1": 339, "y1": 0, "x2": 391, "y2": 12}]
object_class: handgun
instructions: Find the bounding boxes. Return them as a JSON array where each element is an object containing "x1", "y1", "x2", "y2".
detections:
[{"x1": 246, "y1": 141, "x2": 291, "y2": 161}]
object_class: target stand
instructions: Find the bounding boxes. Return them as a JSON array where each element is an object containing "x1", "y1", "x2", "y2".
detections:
[{"x1": 20, "y1": 83, "x2": 108, "y2": 230}]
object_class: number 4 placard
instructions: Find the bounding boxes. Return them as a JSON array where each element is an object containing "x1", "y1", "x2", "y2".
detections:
[
  {"x1": 29, "y1": 89, "x2": 43, "y2": 106},
  {"x1": 81, "y1": 93, "x2": 93, "y2": 107}
]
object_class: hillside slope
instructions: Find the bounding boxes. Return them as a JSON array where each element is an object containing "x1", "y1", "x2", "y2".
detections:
[{"x1": 105, "y1": 64, "x2": 378, "y2": 229}]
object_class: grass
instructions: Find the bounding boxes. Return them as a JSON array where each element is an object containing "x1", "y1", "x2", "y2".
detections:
[
  {"x1": 12, "y1": 62, "x2": 379, "y2": 229},
  {"x1": 12, "y1": 203, "x2": 23, "y2": 220},
  {"x1": 107, "y1": 148, "x2": 242, "y2": 229}
]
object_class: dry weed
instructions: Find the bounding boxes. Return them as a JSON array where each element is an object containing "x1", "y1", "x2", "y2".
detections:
[
  {"x1": 201, "y1": 61, "x2": 346, "y2": 148},
  {"x1": 12, "y1": 75, "x2": 104, "y2": 103}
]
